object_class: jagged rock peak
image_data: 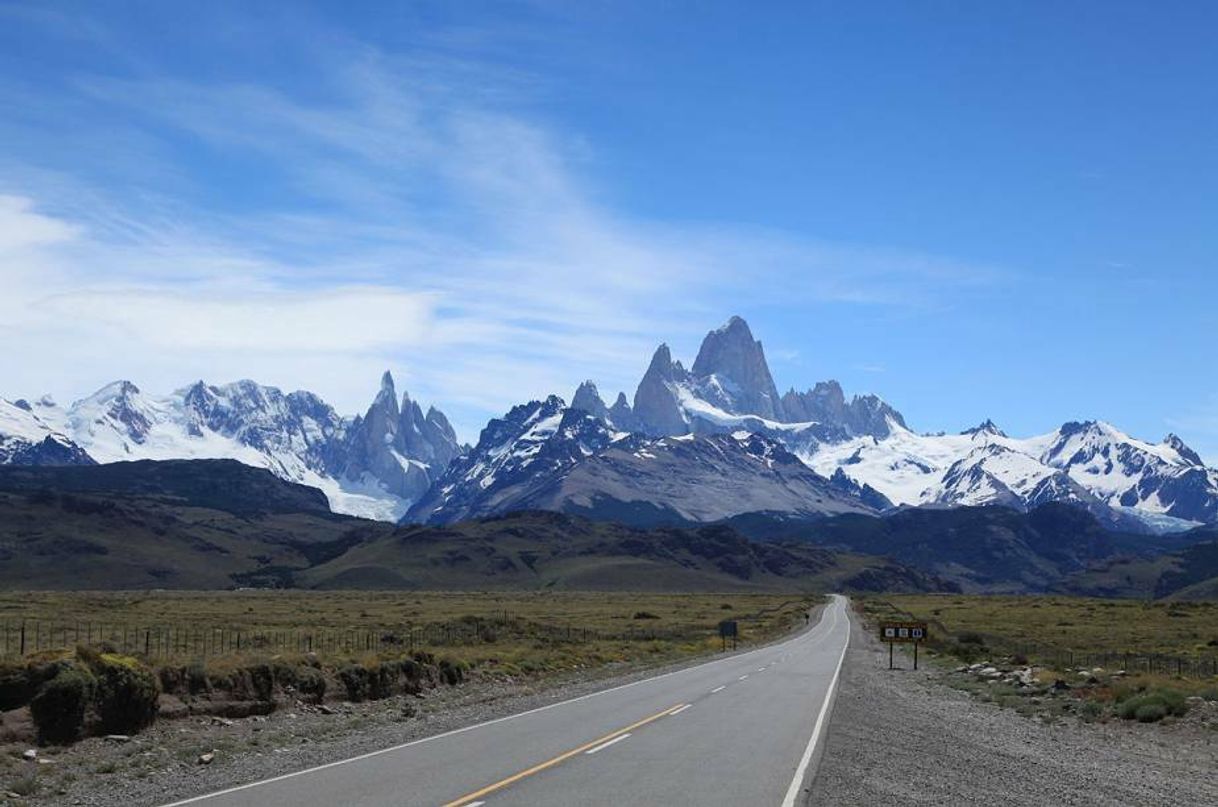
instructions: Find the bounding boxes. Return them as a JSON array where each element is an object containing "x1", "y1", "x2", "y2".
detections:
[
  {"x1": 633, "y1": 344, "x2": 689, "y2": 437},
  {"x1": 963, "y1": 419, "x2": 1007, "y2": 438},
  {"x1": 690, "y1": 316, "x2": 782, "y2": 420},
  {"x1": 571, "y1": 381, "x2": 609, "y2": 420},
  {"x1": 645, "y1": 344, "x2": 677, "y2": 379},
  {"x1": 86, "y1": 380, "x2": 141, "y2": 401},
  {"x1": 377, "y1": 370, "x2": 396, "y2": 397},
  {"x1": 1163, "y1": 433, "x2": 1204, "y2": 466}
]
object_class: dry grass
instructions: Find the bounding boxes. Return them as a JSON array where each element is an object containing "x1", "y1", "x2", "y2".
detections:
[
  {"x1": 0, "y1": 590, "x2": 817, "y2": 675},
  {"x1": 869, "y1": 594, "x2": 1218, "y2": 657},
  {"x1": 862, "y1": 594, "x2": 1218, "y2": 709}
]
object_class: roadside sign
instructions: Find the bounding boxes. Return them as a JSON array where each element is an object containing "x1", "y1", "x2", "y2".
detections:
[
  {"x1": 880, "y1": 621, "x2": 927, "y2": 644},
  {"x1": 718, "y1": 620, "x2": 738, "y2": 651},
  {"x1": 879, "y1": 620, "x2": 928, "y2": 670}
]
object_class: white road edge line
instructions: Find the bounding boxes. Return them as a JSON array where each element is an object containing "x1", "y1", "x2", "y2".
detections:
[
  {"x1": 668, "y1": 704, "x2": 692, "y2": 716},
  {"x1": 779, "y1": 598, "x2": 850, "y2": 807},
  {"x1": 467, "y1": 802, "x2": 485, "y2": 807},
  {"x1": 584, "y1": 733, "x2": 632, "y2": 755},
  {"x1": 158, "y1": 602, "x2": 836, "y2": 807},
  {"x1": 710, "y1": 685, "x2": 726, "y2": 693}
]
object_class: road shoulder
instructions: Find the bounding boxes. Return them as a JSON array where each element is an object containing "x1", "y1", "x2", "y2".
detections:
[{"x1": 807, "y1": 605, "x2": 1218, "y2": 805}]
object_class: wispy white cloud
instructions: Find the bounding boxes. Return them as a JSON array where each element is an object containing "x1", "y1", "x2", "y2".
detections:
[{"x1": 0, "y1": 14, "x2": 1005, "y2": 440}]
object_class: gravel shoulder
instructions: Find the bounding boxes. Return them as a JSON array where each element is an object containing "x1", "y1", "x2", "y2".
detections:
[
  {"x1": 3, "y1": 603, "x2": 825, "y2": 807},
  {"x1": 807, "y1": 610, "x2": 1218, "y2": 806}
]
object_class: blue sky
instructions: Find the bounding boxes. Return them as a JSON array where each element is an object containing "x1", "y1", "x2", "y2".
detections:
[{"x1": 1, "y1": 1, "x2": 1215, "y2": 459}]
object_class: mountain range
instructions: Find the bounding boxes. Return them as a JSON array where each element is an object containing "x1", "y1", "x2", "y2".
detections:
[
  {"x1": 0, "y1": 373, "x2": 460, "y2": 521},
  {"x1": 2, "y1": 316, "x2": 1216, "y2": 533}
]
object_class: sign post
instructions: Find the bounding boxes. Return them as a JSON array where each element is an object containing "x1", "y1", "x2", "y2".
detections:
[
  {"x1": 718, "y1": 619, "x2": 738, "y2": 651},
  {"x1": 879, "y1": 620, "x2": 928, "y2": 670}
]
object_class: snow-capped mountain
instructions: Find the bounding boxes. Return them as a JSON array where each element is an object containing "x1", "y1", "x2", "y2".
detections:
[
  {"x1": 805, "y1": 418, "x2": 1217, "y2": 531},
  {"x1": 0, "y1": 398, "x2": 94, "y2": 466},
  {"x1": 0, "y1": 373, "x2": 460, "y2": 521},
  {"x1": 624, "y1": 316, "x2": 904, "y2": 441},
  {"x1": 545, "y1": 316, "x2": 1218, "y2": 532},
  {"x1": 407, "y1": 395, "x2": 885, "y2": 525},
  {"x1": 6, "y1": 315, "x2": 1216, "y2": 532}
]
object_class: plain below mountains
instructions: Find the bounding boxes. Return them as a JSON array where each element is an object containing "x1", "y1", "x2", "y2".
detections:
[
  {"x1": 0, "y1": 460, "x2": 948, "y2": 594},
  {"x1": 4, "y1": 459, "x2": 1218, "y2": 598}
]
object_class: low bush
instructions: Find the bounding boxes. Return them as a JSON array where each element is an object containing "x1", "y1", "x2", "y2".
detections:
[
  {"x1": 0, "y1": 660, "x2": 33, "y2": 711},
  {"x1": 368, "y1": 663, "x2": 397, "y2": 700},
  {"x1": 271, "y1": 660, "x2": 298, "y2": 689},
  {"x1": 339, "y1": 664, "x2": 370, "y2": 702},
  {"x1": 1132, "y1": 702, "x2": 1168, "y2": 723},
  {"x1": 1115, "y1": 688, "x2": 1189, "y2": 723},
  {"x1": 1078, "y1": 700, "x2": 1104, "y2": 722},
  {"x1": 248, "y1": 663, "x2": 275, "y2": 702},
  {"x1": 91, "y1": 654, "x2": 159, "y2": 734},
  {"x1": 186, "y1": 662, "x2": 210, "y2": 695},
  {"x1": 633, "y1": 611, "x2": 660, "y2": 620},
  {"x1": 438, "y1": 659, "x2": 467, "y2": 686},
  {"x1": 295, "y1": 666, "x2": 326, "y2": 703},
  {"x1": 30, "y1": 663, "x2": 95, "y2": 745}
]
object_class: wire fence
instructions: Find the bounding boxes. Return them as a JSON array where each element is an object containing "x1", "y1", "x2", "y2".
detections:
[{"x1": 0, "y1": 610, "x2": 750, "y2": 662}]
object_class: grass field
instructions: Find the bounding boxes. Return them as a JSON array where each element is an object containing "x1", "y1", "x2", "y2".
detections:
[
  {"x1": 861, "y1": 594, "x2": 1218, "y2": 716},
  {"x1": 0, "y1": 590, "x2": 817, "y2": 674},
  {"x1": 867, "y1": 594, "x2": 1218, "y2": 658}
]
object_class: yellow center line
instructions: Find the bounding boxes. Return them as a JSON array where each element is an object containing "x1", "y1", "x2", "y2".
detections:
[{"x1": 440, "y1": 702, "x2": 686, "y2": 807}]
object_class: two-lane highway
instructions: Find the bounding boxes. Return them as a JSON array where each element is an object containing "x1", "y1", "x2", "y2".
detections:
[{"x1": 166, "y1": 595, "x2": 852, "y2": 807}]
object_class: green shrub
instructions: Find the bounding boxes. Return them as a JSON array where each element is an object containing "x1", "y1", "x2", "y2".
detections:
[
  {"x1": 399, "y1": 658, "x2": 422, "y2": 683},
  {"x1": 339, "y1": 664, "x2": 370, "y2": 702},
  {"x1": 957, "y1": 631, "x2": 986, "y2": 645},
  {"x1": 246, "y1": 663, "x2": 274, "y2": 702},
  {"x1": 368, "y1": 664, "x2": 397, "y2": 700},
  {"x1": 295, "y1": 666, "x2": 326, "y2": 703},
  {"x1": 438, "y1": 659, "x2": 466, "y2": 686},
  {"x1": 1115, "y1": 688, "x2": 1189, "y2": 722},
  {"x1": 1078, "y1": 700, "x2": 1104, "y2": 721},
  {"x1": 186, "y1": 662, "x2": 210, "y2": 695},
  {"x1": 91, "y1": 654, "x2": 159, "y2": 734},
  {"x1": 271, "y1": 661, "x2": 298, "y2": 689},
  {"x1": 30, "y1": 664, "x2": 95, "y2": 745},
  {"x1": 0, "y1": 660, "x2": 33, "y2": 711},
  {"x1": 156, "y1": 665, "x2": 182, "y2": 695},
  {"x1": 1133, "y1": 703, "x2": 1168, "y2": 723}
]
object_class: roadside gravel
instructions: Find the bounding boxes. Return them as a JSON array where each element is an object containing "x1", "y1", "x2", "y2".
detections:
[{"x1": 807, "y1": 613, "x2": 1218, "y2": 806}]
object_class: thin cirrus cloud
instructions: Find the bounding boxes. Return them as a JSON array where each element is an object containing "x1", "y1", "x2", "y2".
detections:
[{"x1": 0, "y1": 32, "x2": 1002, "y2": 439}]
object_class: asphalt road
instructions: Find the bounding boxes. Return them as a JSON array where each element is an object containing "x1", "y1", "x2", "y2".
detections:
[{"x1": 164, "y1": 595, "x2": 852, "y2": 807}]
